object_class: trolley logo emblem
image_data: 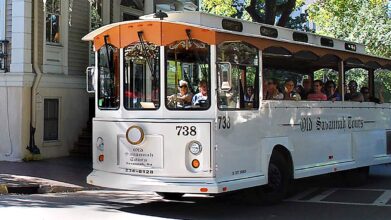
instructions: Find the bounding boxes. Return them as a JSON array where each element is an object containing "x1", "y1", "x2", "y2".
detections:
[
  {"x1": 126, "y1": 125, "x2": 145, "y2": 145},
  {"x1": 300, "y1": 116, "x2": 366, "y2": 132}
]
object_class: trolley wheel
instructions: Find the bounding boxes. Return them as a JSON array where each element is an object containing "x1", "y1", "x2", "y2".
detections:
[
  {"x1": 255, "y1": 153, "x2": 291, "y2": 204},
  {"x1": 157, "y1": 192, "x2": 184, "y2": 200}
]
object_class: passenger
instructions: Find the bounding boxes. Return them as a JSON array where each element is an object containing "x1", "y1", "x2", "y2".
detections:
[
  {"x1": 262, "y1": 80, "x2": 268, "y2": 99},
  {"x1": 360, "y1": 86, "x2": 382, "y2": 103},
  {"x1": 307, "y1": 80, "x2": 327, "y2": 101},
  {"x1": 345, "y1": 80, "x2": 364, "y2": 102},
  {"x1": 192, "y1": 80, "x2": 208, "y2": 106},
  {"x1": 167, "y1": 80, "x2": 193, "y2": 107},
  {"x1": 244, "y1": 86, "x2": 254, "y2": 102},
  {"x1": 300, "y1": 78, "x2": 312, "y2": 100},
  {"x1": 325, "y1": 80, "x2": 341, "y2": 101},
  {"x1": 265, "y1": 79, "x2": 284, "y2": 100},
  {"x1": 283, "y1": 79, "x2": 301, "y2": 101}
]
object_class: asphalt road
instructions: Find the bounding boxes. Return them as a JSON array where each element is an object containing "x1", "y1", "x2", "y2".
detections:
[{"x1": 1, "y1": 164, "x2": 391, "y2": 220}]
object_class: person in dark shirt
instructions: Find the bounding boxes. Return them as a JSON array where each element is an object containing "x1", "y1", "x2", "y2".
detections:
[
  {"x1": 345, "y1": 80, "x2": 364, "y2": 102},
  {"x1": 300, "y1": 78, "x2": 312, "y2": 100},
  {"x1": 360, "y1": 86, "x2": 382, "y2": 103},
  {"x1": 325, "y1": 80, "x2": 341, "y2": 101}
]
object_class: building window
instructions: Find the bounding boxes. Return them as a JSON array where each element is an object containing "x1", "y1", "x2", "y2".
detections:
[
  {"x1": 44, "y1": 99, "x2": 59, "y2": 141},
  {"x1": 120, "y1": 0, "x2": 144, "y2": 10},
  {"x1": 45, "y1": 0, "x2": 61, "y2": 43}
]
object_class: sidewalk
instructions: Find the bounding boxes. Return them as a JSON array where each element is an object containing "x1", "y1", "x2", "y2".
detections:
[{"x1": 0, "y1": 156, "x2": 96, "y2": 194}]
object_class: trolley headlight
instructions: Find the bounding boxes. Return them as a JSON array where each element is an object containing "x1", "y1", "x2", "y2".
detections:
[{"x1": 188, "y1": 141, "x2": 202, "y2": 155}]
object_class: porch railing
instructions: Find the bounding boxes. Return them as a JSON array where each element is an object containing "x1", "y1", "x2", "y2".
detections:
[{"x1": 0, "y1": 40, "x2": 9, "y2": 72}]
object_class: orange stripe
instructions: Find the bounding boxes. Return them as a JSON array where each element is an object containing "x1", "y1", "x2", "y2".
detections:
[
  {"x1": 94, "y1": 26, "x2": 120, "y2": 50},
  {"x1": 161, "y1": 22, "x2": 216, "y2": 46}
]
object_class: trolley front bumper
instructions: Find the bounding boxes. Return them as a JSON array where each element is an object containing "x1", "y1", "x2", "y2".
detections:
[{"x1": 87, "y1": 169, "x2": 266, "y2": 194}]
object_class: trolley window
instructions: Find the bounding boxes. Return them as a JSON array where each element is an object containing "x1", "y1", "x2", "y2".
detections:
[
  {"x1": 97, "y1": 44, "x2": 120, "y2": 109},
  {"x1": 217, "y1": 42, "x2": 259, "y2": 110},
  {"x1": 165, "y1": 39, "x2": 211, "y2": 110},
  {"x1": 123, "y1": 42, "x2": 160, "y2": 110}
]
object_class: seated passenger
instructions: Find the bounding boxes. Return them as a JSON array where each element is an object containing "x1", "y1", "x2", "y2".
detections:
[
  {"x1": 345, "y1": 80, "x2": 364, "y2": 102},
  {"x1": 325, "y1": 80, "x2": 341, "y2": 101},
  {"x1": 300, "y1": 78, "x2": 312, "y2": 100},
  {"x1": 283, "y1": 79, "x2": 301, "y2": 101},
  {"x1": 192, "y1": 80, "x2": 208, "y2": 106},
  {"x1": 360, "y1": 86, "x2": 382, "y2": 103},
  {"x1": 244, "y1": 86, "x2": 254, "y2": 102},
  {"x1": 167, "y1": 80, "x2": 193, "y2": 107},
  {"x1": 265, "y1": 79, "x2": 283, "y2": 100},
  {"x1": 307, "y1": 80, "x2": 327, "y2": 101}
]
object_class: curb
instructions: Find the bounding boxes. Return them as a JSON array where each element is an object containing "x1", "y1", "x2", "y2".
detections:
[
  {"x1": 0, "y1": 184, "x2": 8, "y2": 194},
  {"x1": 38, "y1": 185, "x2": 84, "y2": 194},
  {"x1": 0, "y1": 184, "x2": 83, "y2": 195}
]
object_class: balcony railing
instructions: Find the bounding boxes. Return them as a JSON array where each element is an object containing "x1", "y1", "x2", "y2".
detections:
[{"x1": 0, "y1": 40, "x2": 9, "y2": 72}]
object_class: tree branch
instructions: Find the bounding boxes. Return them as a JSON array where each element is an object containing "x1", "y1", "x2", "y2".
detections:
[
  {"x1": 277, "y1": 0, "x2": 296, "y2": 27},
  {"x1": 265, "y1": 0, "x2": 277, "y2": 25},
  {"x1": 245, "y1": 0, "x2": 263, "y2": 23}
]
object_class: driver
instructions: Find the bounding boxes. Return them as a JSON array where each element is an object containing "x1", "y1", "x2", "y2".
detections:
[
  {"x1": 167, "y1": 80, "x2": 193, "y2": 107},
  {"x1": 192, "y1": 80, "x2": 208, "y2": 106}
]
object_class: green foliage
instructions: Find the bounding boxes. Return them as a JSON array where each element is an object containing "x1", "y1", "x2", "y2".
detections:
[
  {"x1": 308, "y1": 0, "x2": 391, "y2": 58},
  {"x1": 202, "y1": 0, "x2": 241, "y2": 18},
  {"x1": 309, "y1": 0, "x2": 391, "y2": 103},
  {"x1": 314, "y1": 69, "x2": 338, "y2": 82},
  {"x1": 202, "y1": 0, "x2": 311, "y2": 30}
]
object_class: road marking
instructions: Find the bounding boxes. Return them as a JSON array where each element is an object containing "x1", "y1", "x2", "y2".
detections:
[
  {"x1": 285, "y1": 188, "x2": 320, "y2": 201},
  {"x1": 308, "y1": 188, "x2": 336, "y2": 202},
  {"x1": 372, "y1": 190, "x2": 391, "y2": 206},
  {"x1": 286, "y1": 187, "x2": 391, "y2": 207}
]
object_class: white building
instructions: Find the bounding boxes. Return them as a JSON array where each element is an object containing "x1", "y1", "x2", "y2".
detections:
[{"x1": 0, "y1": 0, "x2": 199, "y2": 161}]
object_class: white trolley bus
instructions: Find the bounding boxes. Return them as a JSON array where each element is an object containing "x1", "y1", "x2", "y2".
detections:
[{"x1": 82, "y1": 11, "x2": 391, "y2": 203}]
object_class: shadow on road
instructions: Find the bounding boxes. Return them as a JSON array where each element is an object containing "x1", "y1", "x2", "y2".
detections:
[{"x1": 1, "y1": 164, "x2": 391, "y2": 220}]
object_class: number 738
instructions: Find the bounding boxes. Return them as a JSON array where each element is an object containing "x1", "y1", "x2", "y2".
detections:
[
  {"x1": 176, "y1": 126, "x2": 197, "y2": 136},
  {"x1": 218, "y1": 116, "x2": 231, "y2": 129}
]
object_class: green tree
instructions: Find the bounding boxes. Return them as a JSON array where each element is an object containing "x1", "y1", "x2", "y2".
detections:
[
  {"x1": 202, "y1": 0, "x2": 309, "y2": 29},
  {"x1": 308, "y1": 0, "x2": 391, "y2": 58},
  {"x1": 309, "y1": 0, "x2": 391, "y2": 102}
]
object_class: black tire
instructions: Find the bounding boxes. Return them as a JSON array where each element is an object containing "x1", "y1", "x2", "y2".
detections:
[
  {"x1": 254, "y1": 153, "x2": 291, "y2": 204},
  {"x1": 157, "y1": 192, "x2": 184, "y2": 200}
]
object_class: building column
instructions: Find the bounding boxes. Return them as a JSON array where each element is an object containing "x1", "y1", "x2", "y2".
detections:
[
  {"x1": 0, "y1": 0, "x2": 6, "y2": 40},
  {"x1": 144, "y1": 0, "x2": 155, "y2": 14},
  {"x1": 10, "y1": 0, "x2": 32, "y2": 73}
]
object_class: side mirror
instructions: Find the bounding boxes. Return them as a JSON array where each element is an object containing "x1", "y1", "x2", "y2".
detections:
[
  {"x1": 217, "y1": 62, "x2": 232, "y2": 91},
  {"x1": 86, "y1": 66, "x2": 95, "y2": 93}
]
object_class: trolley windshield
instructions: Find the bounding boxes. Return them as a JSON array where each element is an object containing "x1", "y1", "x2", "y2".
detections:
[
  {"x1": 165, "y1": 39, "x2": 211, "y2": 110},
  {"x1": 123, "y1": 42, "x2": 160, "y2": 110}
]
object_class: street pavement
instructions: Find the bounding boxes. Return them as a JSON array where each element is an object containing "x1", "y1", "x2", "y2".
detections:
[
  {"x1": 1, "y1": 157, "x2": 391, "y2": 219},
  {"x1": 0, "y1": 156, "x2": 94, "y2": 194}
]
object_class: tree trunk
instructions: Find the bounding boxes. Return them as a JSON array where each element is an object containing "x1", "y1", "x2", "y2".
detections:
[
  {"x1": 245, "y1": 0, "x2": 263, "y2": 23},
  {"x1": 265, "y1": 0, "x2": 277, "y2": 25},
  {"x1": 277, "y1": 0, "x2": 296, "y2": 27}
]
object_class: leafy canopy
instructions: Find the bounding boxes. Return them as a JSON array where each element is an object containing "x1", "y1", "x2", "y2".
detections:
[
  {"x1": 308, "y1": 0, "x2": 391, "y2": 58},
  {"x1": 202, "y1": 0, "x2": 309, "y2": 29}
]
